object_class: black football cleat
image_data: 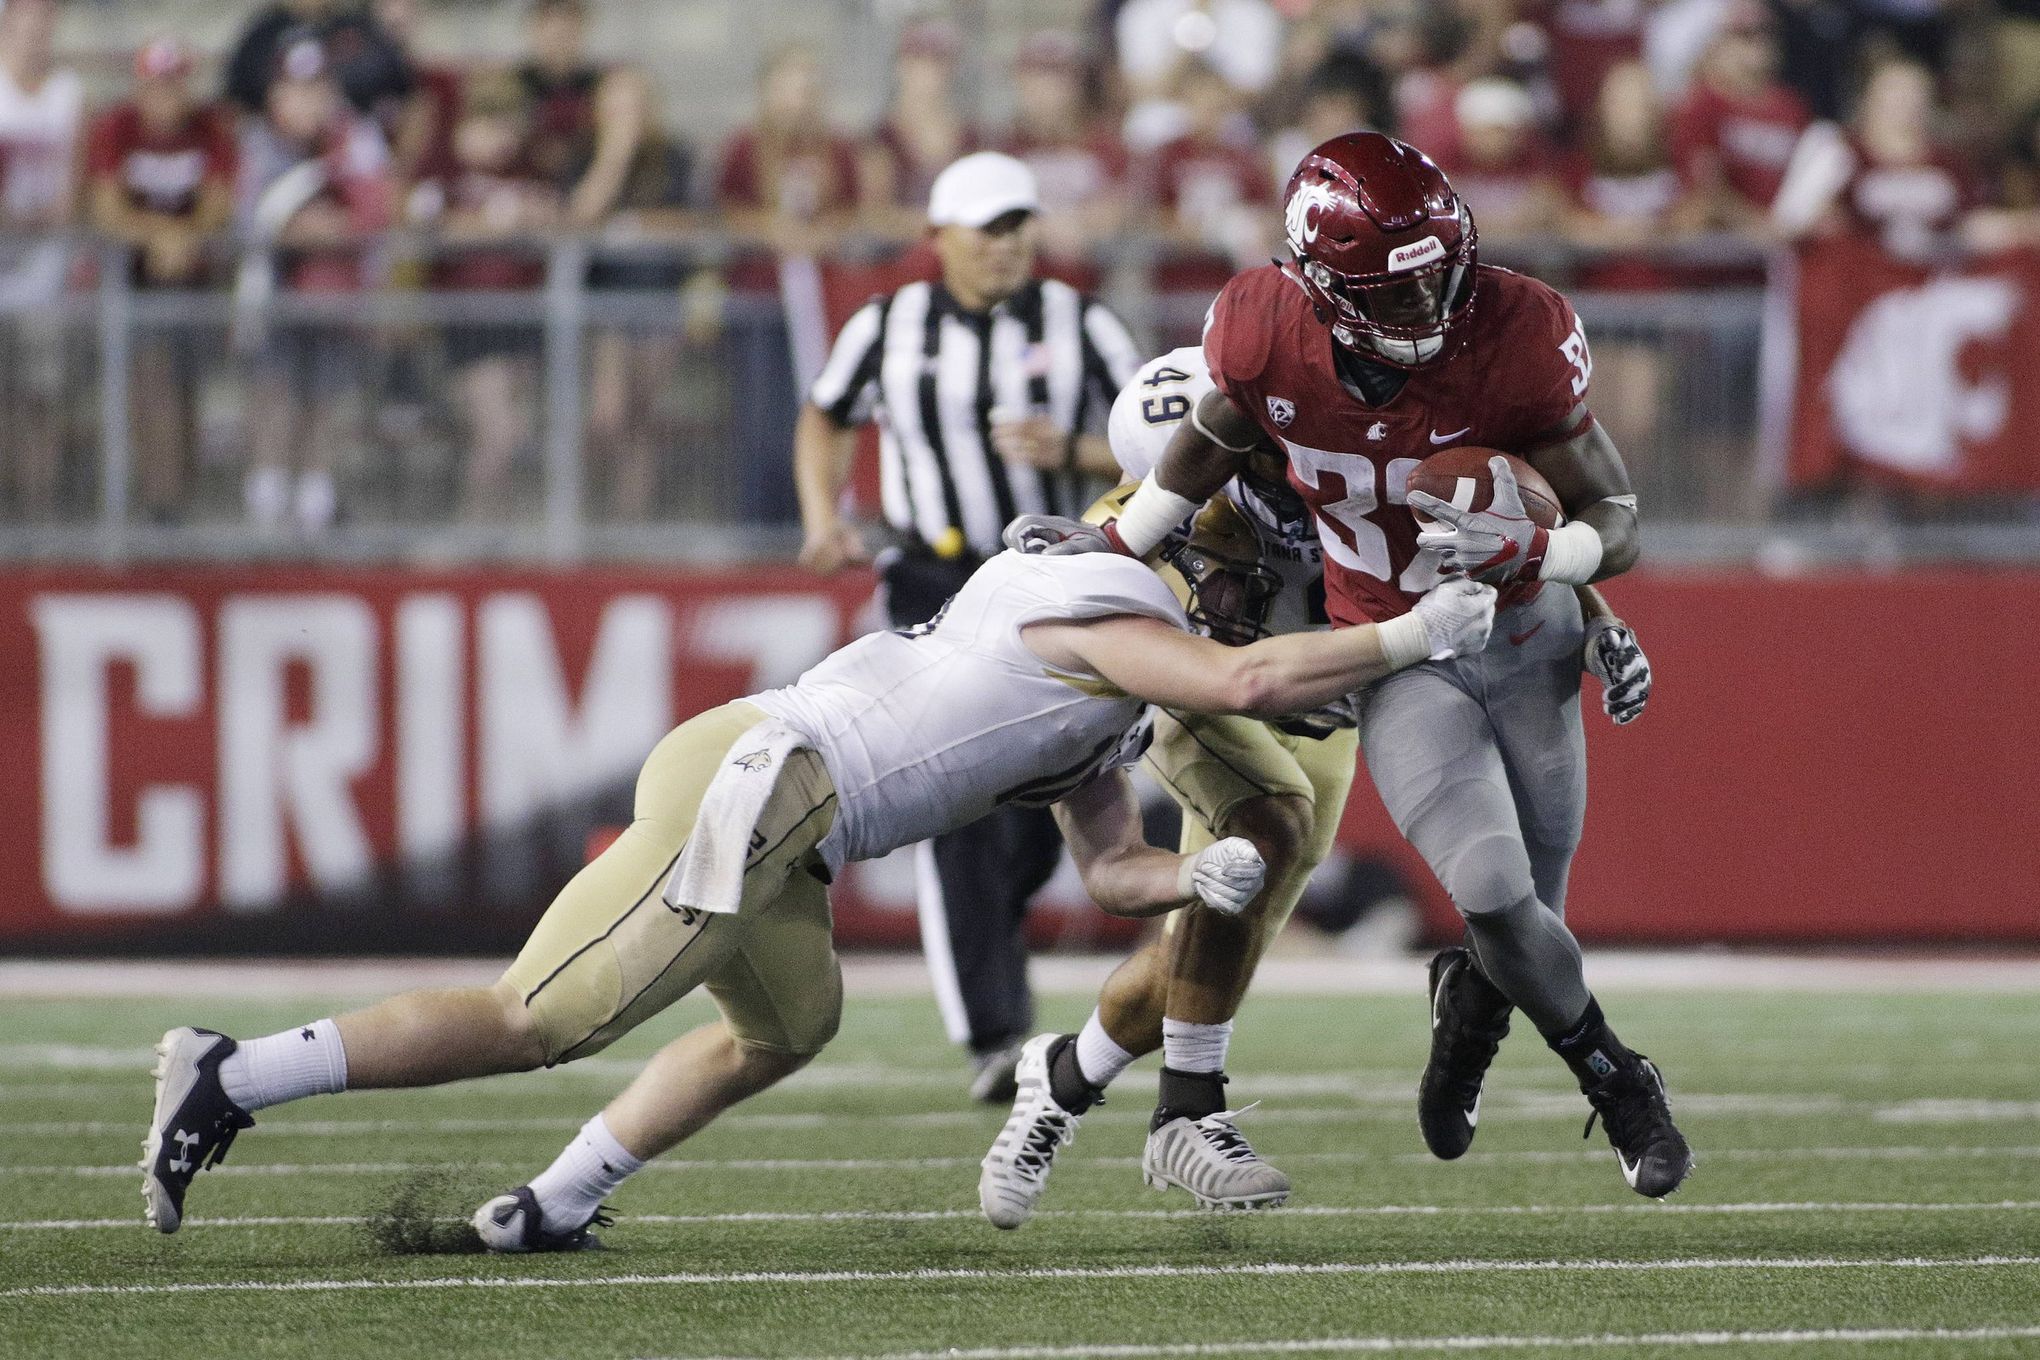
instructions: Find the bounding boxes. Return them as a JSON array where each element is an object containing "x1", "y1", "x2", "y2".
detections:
[
  {"x1": 472, "y1": 1186, "x2": 612, "y2": 1252},
  {"x1": 1417, "y1": 947, "x2": 1513, "y2": 1159},
  {"x1": 1581, "y1": 1051, "x2": 1694, "y2": 1198},
  {"x1": 141, "y1": 1027, "x2": 256, "y2": 1233}
]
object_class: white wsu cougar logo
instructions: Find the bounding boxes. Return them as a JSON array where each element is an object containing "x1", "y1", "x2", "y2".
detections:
[
  {"x1": 1828, "y1": 276, "x2": 2017, "y2": 475},
  {"x1": 1284, "y1": 178, "x2": 1341, "y2": 251}
]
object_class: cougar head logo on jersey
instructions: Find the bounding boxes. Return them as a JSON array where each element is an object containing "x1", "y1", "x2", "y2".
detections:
[{"x1": 1280, "y1": 132, "x2": 1479, "y2": 370}]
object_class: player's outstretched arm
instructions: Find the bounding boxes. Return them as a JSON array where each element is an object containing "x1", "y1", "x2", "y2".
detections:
[
  {"x1": 1054, "y1": 770, "x2": 1265, "y2": 918},
  {"x1": 1022, "y1": 579, "x2": 1496, "y2": 719}
]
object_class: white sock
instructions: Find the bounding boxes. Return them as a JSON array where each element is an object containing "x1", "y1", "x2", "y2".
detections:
[
  {"x1": 218, "y1": 1019, "x2": 348, "y2": 1112},
  {"x1": 1161, "y1": 1017, "x2": 1233, "y2": 1074},
  {"x1": 1073, "y1": 1009, "x2": 1137, "y2": 1088},
  {"x1": 529, "y1": 1113, "x2": 644, "y2": 1229}
]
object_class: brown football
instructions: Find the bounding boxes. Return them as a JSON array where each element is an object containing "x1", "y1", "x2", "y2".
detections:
[{"x1": 1406, "y1": 447, "x2": 1564, "y2": 528}]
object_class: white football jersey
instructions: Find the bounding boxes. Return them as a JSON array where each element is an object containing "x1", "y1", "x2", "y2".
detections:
[
  {"x1": 1107, "y1": 347, "x2": 1326, "y2": 635},
  {"x1": 749, "y1": 551, "x2": 1186, "y2": 871}
]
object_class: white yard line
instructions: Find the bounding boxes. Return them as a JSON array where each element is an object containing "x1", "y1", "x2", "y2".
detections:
[
  {"x1": 11, "y1": 1144, "x2": 2040, "y2": 1178},
  {"x1": 25, "y1": 1089, "x2": 2014, "y2": 1140},
  {"x1": 6, "y1": 1255, "x2": 2037, "y2": 1300},
  {"x1": 671, "y1": 1326, "x2": 2040, "y2": 1360},
  {"x1": 6, "y1": 1201, "x2": 2039, "y2": 1233},
  {"x1": 4, "y1": 953, "x2": 2039, "y2": 1000}
]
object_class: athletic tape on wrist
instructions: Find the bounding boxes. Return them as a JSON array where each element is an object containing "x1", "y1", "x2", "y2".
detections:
[
  {"x1": 1114, "y1": 475, "x2": 1200, "y2": 557},
  {"x1": 1537, "y1": 520, "x2": 1604, "y2": 584},
  {"x1": 1375, "y1": 610, "x2": 1433, "y2": 671}
]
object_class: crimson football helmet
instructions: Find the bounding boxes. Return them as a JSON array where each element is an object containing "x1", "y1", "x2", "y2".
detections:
[{"x1": 1280, "y1": 132, "x2": 1478, "y2": 368}]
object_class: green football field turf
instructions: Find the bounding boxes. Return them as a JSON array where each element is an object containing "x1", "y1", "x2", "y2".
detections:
[{"x1": 2, "y1": 973, "x2": 2037, "y2": 1359}]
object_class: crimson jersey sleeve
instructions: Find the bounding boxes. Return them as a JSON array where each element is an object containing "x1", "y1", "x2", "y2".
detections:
[
  {"x1": 1201, "y1": 265, "x2": 1285, "y2": 424},
  {"x1": 1486, "y1": 272, "x2": 1595, "y2": 445}
]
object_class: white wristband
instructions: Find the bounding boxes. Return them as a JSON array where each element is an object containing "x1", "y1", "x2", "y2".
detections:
[
  {"x1": 1175, "y1": 853, "x2": 1199, "y2": 900},
  {"x1": 1115, "y1": 474, "x2": 1200, "y2": 556},
  {"x1": 1537, "y1": 520, "x2": 1604, "y2": 584},
  {"x1": 1375, "y1": 610, "x2": 1432, "y2": 671}
]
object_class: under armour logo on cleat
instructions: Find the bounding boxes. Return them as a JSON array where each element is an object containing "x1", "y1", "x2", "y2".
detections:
[
  {"x1": 301, "y1": 1028, "x2": 316, "y2": 1041},
  {"x1": 168, "y1": 1129, "x2": 201, "y2": 1174}
]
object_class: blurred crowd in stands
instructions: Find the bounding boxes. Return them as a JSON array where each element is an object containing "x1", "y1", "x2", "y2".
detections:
[{"x1": 3, "y1": 0, "x2": 2039, "y2": 531}]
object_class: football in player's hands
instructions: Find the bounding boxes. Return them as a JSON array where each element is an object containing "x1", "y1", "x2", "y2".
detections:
[
  {"x1": 1407, "y1": 451, "x2": 1563, "y2": 583},
  {"x1": 1179, "y1": 837, "x2": 1266, "y2": 916}
]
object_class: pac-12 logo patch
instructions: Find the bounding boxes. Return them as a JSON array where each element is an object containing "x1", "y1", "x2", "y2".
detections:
[
  {"x1": 731, "y1": 750, "x2": 774, "y2": 773},
  {"x1": 1267, "y1": 396, "x2": 1296, "y2": 428}
]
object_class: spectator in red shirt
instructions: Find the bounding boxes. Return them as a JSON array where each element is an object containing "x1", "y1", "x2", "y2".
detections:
[
  {"x1": 861, "y1": 20, "x2": 979, "y2": 241},
  {"x1": 1566, "y1": 60, "x2": 1692, "y2": 268},
  {"x1": 372, "y1": 0, "x2": 462, "y2": 193},
  {"x1": 420, "y1": 70, "x2": 559, "y2": 519},
  {"x1": 1146, "y1": 60, "x2": 1274, "y2": 283},
  {"x1": 86, "y1": 38, "x2": 237, "y2": 523},
  {"x1": 714, "y1": 43, "x2": 861, "y2": 263},
  {"x1": 516, "y1": 0, "x2": 643, "y2": 230},
  {"x1": 1000, "y1": 31, "x2": 1128, "y2": 278},
  {"x1": 1520, "y1": 0, "x2": 1650, "y2": 140},
  {"x1": 1670, "y1": 0, "x2": 1810, "y2": 228},
  {"x1": 235, "y1": 36, "x2": 396, "y2": 532},
  {"x1": 1439, "y1": 77, "x2": 1566, "y2": 242},
  {"x1": 1772, "y1": 55, "x2": 1981, "y2": 260}
]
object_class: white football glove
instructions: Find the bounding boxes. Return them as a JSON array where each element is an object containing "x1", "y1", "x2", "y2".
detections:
[
  {"x1": 1410, "y1": 577, "x2": 1498, "y2": 660},
  {"x1": 1003, "y1": 513, "x2": 1123, "y2": 556},
  {"x1": 1408, "y1": 457, "x2": 1548, "y2": 583},
  {"x1": 1583, "y1": 616, "x2": 1651, "y2": 725},
  {"x1": 1176, "y1": 836, "x2": 1265, "y2": 917}
]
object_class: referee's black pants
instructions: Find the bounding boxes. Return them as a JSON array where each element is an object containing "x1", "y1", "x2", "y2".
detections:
[{"x1": 884, "y1": 550, "x2": 1062, "y2": 1056}]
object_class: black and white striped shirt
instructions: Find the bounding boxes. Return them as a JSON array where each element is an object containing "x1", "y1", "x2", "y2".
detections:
[{"x1": 808, "y1": 277, "x2": 1143, "y2": 558}]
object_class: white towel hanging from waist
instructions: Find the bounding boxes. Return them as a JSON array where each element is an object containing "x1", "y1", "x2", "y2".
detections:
[{"x1": 663, "y1": 718, "x2": 812, "y2": 915}]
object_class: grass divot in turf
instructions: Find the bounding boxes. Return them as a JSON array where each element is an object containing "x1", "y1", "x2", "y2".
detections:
[{"x1": 362, "y1": 1168, "x2": 489, "y2": 1256}]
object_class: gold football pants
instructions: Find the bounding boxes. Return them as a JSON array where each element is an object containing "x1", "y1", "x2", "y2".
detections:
[{"x1": 502, "y1": 701, "x2": 842, "y2": 1064}]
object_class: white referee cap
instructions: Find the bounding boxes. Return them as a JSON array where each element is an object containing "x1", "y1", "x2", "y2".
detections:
[{"x1": 928, "y1": 152, "x2": 1040, "y2": 229}]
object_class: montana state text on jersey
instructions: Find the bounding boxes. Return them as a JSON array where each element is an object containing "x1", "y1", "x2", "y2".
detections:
[{"x1": 1203, "y1": 262, "x2": 1595, "y2": 627}]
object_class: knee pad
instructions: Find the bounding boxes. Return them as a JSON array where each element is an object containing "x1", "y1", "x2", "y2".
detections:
[{"x1": 1434, "y1": 828, "x2": 1536, "y2": 922}]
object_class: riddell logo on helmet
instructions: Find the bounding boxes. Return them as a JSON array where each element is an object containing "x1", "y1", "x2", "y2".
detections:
[{"x1": 1387, "y1": 236, "x2": 1446, "y2": 272}]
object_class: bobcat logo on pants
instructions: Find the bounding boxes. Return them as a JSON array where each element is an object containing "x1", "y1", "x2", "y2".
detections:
[{"x1": 730, "y1": 749, "x2": 774, "y2": 773}]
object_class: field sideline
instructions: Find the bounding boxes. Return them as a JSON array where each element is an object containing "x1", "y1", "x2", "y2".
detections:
[{"x1": 2, "y1": 955, "x2": 2036, "y2": 1359}]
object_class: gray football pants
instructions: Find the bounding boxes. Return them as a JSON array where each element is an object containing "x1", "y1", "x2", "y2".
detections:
[{"x1": 1358, "y1": 585, "x2": 1591, "y2": 1034}]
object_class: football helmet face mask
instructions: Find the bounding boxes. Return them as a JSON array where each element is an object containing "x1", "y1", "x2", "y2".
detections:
[
  {"x1": 1160, "y1": 500, "x2": 1283, "y2": 647},
  {"x1": 1280, "y1": 133, "x2": 1479, "y2": 369}
]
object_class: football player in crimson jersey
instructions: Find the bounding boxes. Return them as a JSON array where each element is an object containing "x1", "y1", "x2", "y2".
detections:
[{"x1": 1026, "y1": 131, "x2": 1690, "y2": 1197}]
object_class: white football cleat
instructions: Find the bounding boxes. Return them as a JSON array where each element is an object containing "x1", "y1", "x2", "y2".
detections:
[
  {"x1": 472, "y1": 1186, "x2": 610, "y2": 1252},
  {"x1": 1142, "y1": 1104, "x2": 1290, "y2": 1211},
  {"x1": 141, "y1": 1027, "x2": 254, "y2": 1234},
  {"x1": 978, "y1": 1033, "x2": 1085, "y2": 1229}
]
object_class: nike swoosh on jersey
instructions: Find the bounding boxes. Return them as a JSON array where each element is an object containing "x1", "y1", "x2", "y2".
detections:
[
  {"x1": 1509, "y1": 621, "x2": 1545, "y2": 646},
  {"x1": 1429, "y1": 427, "x2": 1472, "y2": 445}
]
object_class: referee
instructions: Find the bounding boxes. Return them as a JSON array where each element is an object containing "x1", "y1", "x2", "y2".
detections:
[{"x1": 793, "y1": 151, "x2": 1142, "y2": 1100}]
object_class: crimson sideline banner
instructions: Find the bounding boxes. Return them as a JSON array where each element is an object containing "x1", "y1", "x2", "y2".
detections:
[
  {"x1": 3, "y1": 563, "x2": 2038, "y2": 951},
  {"x1": 1785, "y1": 238, "x2": 2040, "y2": 492}
]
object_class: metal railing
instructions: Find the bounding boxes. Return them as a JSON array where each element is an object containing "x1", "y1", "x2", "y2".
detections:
[{"x1": 2, "y1": 230, "x2": 2035, "y2": 566}]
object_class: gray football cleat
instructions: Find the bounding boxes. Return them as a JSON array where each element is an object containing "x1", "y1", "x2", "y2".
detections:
[{"x1": 1142, "y1": 1105, "x2": 1290, "y2": 1211}]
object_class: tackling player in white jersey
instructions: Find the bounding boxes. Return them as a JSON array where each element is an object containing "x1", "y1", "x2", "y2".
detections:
[
  {"x1": 142, "y1": 546, "x2": 1497, "y2": 1248},
  {"x1": 983, "y1": 348, "x2": 1654, "y2": 1224}
]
